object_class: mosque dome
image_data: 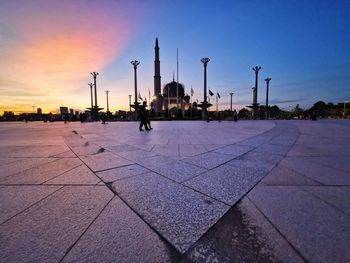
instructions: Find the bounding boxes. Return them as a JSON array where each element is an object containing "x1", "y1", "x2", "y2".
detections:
[{"x1": 163, "y1": 81, "x2": 185, "y2": 98}]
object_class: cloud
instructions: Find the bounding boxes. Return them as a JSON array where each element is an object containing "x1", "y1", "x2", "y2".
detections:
[{"x1": 0, "y1": 0, "x2": 145, "y2": 113}]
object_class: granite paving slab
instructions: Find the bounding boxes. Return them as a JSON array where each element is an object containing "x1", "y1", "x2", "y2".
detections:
[
  {"x1": 0, "y1": 145, "x2": 70, "y2": 158},
  {"x1": 62, "y1": 196, "x2": 179, "y2": 263},
  {"x1": 52, "y1": 150, "x2": 77, "y2": 158},
  {"x1": 69, "y1": 144, "x2": 103, "y2": 156},
  {"x1": 261, "y1": 165, "x2": 321, "y2": 186},
  {"x1": 96, "y1": 164, "x2": 150, "y2": 183},
  {"x1": 114, "y1": 149, "x2": 159, "y2": 162},
  {"x1": 152, "y1": 144, "x2": 179, "y2": 157},
  {"x1": 0, "y1": 158, "x2": 82, "y2": 184},
  {"x1": 184, "y1": 164, "x2": 267, "y2": 205},
  {"x1": 179, "y1": 144, "x2": 208, "y2": 157},
  {"x1": 182, "y1": 151, "x2": 235, "y2": 169},
  {"x1": 248, "y1": 186, "x2": 350, "y2": 263},
  {"x1": 0, "y1": 158, "x2": 58, "y2": 180},
  {"x1": 79, "y1": 152, "x2": 133, "y2": 172},
  {"x1": 0, "y1": 157, "x2": 26, "y2": 166},
  {"x1": 213, "y1": 144, "x2": 253, "y2": 156},
  {"x1": 45, "y1": 164, "x2": 100, "y2": 185},
  {"x1": 184, "y1": 197, "x2": 304, "y2": 263},
  {"x1": 0, "y1": 185, "x2": 113, "y2": 263},
  {"x1": 303, "y1": 186, "x2": 350, "y2": 216},
  {"x1": 0, "y1": 185, "x2": 62, "y2": 224},
  {"x1": 112, "y1": 172, "x2": 229, "y2": 253},
  {"x1": 106, "y1": 144, "x2": 139, "y2": 153},
  {"x1": 280, "y1": 157, "x2": 350, "y2": 185},
  {"x1": 136, "y1": 155, "x2": 207, "y2": 182}
]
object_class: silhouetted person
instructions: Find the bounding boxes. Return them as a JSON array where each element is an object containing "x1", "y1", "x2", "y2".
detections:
[
  {"x1": 146, "y1": 109, "x2": 153, "y2": 130},
  {"x1": 101, "y1": 113, "x2": 106, "y2": 124},
  {"x1": 311, "y1": 110, "x2": 317, "y2": 121},
  {"x1": 64, "y1": 114, "x2": 69, "y2": 123},
  {"x1": 139, "y1": 101, "x2": 150, "y2": 131},
  {"x1": 233, "y1": 110, "x2": 238, "y2": 122}
]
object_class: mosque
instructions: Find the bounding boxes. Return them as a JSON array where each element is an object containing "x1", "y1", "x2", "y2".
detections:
[{"x1": 151, "y1": 38, "x2": 191, "y2": 117}]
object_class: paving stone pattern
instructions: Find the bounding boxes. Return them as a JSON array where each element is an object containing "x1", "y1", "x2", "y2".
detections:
[{"x1": 0, "y1": 120, "x2": 349, "y2": 262}]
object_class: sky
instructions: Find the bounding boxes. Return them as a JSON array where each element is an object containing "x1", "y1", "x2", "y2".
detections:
[{"x1": 0, "y1": 0, "x2": 349, "y2": 114}]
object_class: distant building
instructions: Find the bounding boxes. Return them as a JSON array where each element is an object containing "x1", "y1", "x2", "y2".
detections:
[
  {"x1": 37, "y1": 108, "x2": 42, "y2": 114},
  {"x1": 69, "y1": 108, "x2": 74, "y2": 115},
  {"x1": 60, "y1": 107, "x2": 68, "y2": 115}
]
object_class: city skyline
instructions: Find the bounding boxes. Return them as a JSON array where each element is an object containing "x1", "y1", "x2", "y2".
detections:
[{"x1": 1, "y1": 0, "x2": 349, "y2": 114}]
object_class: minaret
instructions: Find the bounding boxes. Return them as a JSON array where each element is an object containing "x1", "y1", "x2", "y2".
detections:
[
  {"x1": 154, "y1": 38, "x2": 161, "y2": 95},
  {"x1": 154, "y1": 38, "x2": 161, "y2": 113}
]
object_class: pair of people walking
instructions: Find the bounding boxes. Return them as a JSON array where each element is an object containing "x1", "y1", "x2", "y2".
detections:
[{"x1": 139, "y1": 101, "x2": 152, "y2": 131}]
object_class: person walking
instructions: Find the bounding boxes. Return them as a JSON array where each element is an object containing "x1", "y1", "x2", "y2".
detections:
[{"x1": 139, "y1": 101, "x2": 150, "y2": 131}]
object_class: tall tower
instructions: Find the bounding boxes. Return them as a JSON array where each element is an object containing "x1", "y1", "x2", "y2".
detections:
[{"x1": 154, "y1": 38, "x2": 161, "y2": 113}]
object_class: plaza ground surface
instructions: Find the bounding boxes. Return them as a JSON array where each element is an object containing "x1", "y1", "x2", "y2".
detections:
[{"x1": 0, "y1": 120, "x2": 349, "y2": 262}]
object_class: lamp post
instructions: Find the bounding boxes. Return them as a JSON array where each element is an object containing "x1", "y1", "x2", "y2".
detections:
[
  {"x1": 89, "y1": 83, "x2": 93, "y2": 110},
  {"x1": 264, "y1": 77, "x2": 271, "y2": 119},
  {"x1": 252, "y1": 66, "x2": 261, "y2": 119},
  {"x1": 105, "y1": 90, "x2": 110, "y2": 114},
  {"x1": 128, "y1": 95, "x2": 132, "y2": 112},
  {"x1": 90, "y1": 72, "x2": 99, "y2": 108},
  {"x1": 131, "y1": 60, "x2": 140, "y2": 107},
  {"x1": 201, "y1": 57, "x2": 210, "y2": 120},
  {"x1": 230, "y1": 92, "x2": 234, "y2": 115}
]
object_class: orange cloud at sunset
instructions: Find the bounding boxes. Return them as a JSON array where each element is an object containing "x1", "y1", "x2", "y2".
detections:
[{"x1": 0, "y1": 0, "x2": 143, "y2": 113}]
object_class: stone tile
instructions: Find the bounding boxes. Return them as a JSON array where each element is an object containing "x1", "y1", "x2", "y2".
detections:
[
  {"x1": 185, "y1": 164, "x2": 267, "y2": 205},
  {"x1": 203, "y1": 144, "x2": 225, "y2": 152},
  {"x1": 0, "y1": 158, "x2": 59, "y2": 180},
  {"x1": 280, "y1": 157, "x2": 350, "y2": 185},
  {"x1": 0, "y1": 186, "x2": 113, "y2": 263},
  {"x1": 237, "y1": 135, "x2": 271, "y2": 147},
  {"x1": 261, "y1": 165, "x2": 321, "y2": 186},
  {"x1": 179, "y1": 144, "x2": 208, "y2": 157},
  {"x1": 303, "y1": 186, "x2": 350, "y2": 216},
  {"x1": 112, "y1": 172, "x2": 229, "y2": 253},
  {"x1": 254, "y1": 143, "x2": 291, "y2": 156},
  {"x1": 0, "y1": 145, "x2": 70, "y2": 158},
  {"x1": 248, "y1": 186, "x2": 350, "y2": 263},
  {"x1": 226, "y1": 156, "x2": 273, "y2": 174},
  {"x1": 152, "y1": 144, "x2": 179, "y2": 157},
  {"x1": 0, "y1": 157, "x2": 25, "y2": 166},
  {"x1": 106, "y1": 144, "x2": 139, "y2": 153},
  {"x1": 183, "y1": 152, "x2": 235, "y2": 169},
  {"x1": 96, "y1": 164, "x2": 150, "y2": 183},
  {"x1": 0, "y1": 185, "x2": 62, "y2": 224},
  {"x1": 0, "y1": 158, "x2": 82, "y2": 184},
  {"x1": 45, "y1": 165, "x2": 100, "y2": 185},
  {"x1": 185, "y1": 197, "x2": 303, "y2": 263},
  {"x1": 136, "y1": 155, "x2": 206, "y2": 182},
  {"x1": 287, "y1": 144, "x2": 334, "y2": 157},
  {"x1": 213, "y1": 144, "x2": 253, "y2": 157},
  {"x1": 115, "y1": 149, "x2": 158, "y2": 161},
  {"x1": 239, "y1": 151, "x2": 283, "y2": 171},
  {"x1": 270, "y1": 135, "x2": 298, "y2": 146},
  {"x1": 305, "y1": 156, "x2": 350, "y2": 173},
  {"x1": 52, "y1": 150, "x2": 77, "y2": 158},
  {"x1": 62, "y1": 197, "x2": 179, "y2": 263},
  {"x1": 70, "y1": 144, "x2": 104, "y2": 156},
  {"x1": 80, "y1": 152, "x2": 133, "y2": 172}
]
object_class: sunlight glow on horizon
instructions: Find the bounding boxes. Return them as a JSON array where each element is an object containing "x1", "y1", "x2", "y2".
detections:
[{"x1": 0, "y1": 0, "x2": 145, "y2": 114}]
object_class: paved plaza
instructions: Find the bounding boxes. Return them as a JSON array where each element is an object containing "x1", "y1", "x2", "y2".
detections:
[{"x1": 0, "y1": 120, "x2": 350, "y2": 262}]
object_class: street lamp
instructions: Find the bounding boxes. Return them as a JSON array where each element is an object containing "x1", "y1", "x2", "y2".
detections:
[
  {"x1": 131, "y1": 60, "x2": 140, "y2": 106},
  {"x1": 88, "y1": 83, "x2": 93, "y2": 110},
  {"x1": 105, "y1": 90, "x2": 110, "y2": 114},
  {"x1": 229, "y1": 92, "x2": 234, "y2": 114},
  {"x1": 90, "y1": 72, "x2": 99, "y2": 108},
  {"x1": 264, "y1": 77, "x2": 271, "y2": 119},
  {"x1": 201, "y1": 57, "x2": 210, "y2": 120},
  {"x1": 252, "y1": 66, "x2": 262, "y2": 119},
  {"x1": 128, "y1": 95, "x2": 132, "y2": 112}
]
